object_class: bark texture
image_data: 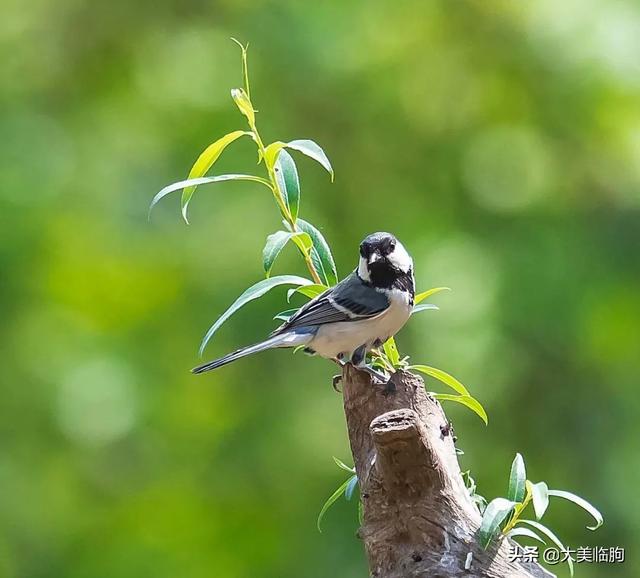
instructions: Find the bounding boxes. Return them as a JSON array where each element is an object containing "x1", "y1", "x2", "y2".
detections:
[{"x1": 341, "y1": 365, "x2": 555, "y2": 578}]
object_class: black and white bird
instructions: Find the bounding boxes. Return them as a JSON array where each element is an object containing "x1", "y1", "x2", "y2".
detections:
[{"x1": 192, "y1": 232, "x2": 415, "y2": 379}]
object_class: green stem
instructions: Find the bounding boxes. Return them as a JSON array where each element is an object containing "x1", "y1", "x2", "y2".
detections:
[
  {"x1": 503, "y1": 491, "x2": 532, "y2": 534},
  {"x1": 232, "y1": 38, "x2": 252, "y2": 100},
  {"x1": 251, "y1": 124, "x2": 323, "y2": 285}
]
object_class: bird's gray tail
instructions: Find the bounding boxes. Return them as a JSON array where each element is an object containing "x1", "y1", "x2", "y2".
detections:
[{"x1": 191, "y1": 331, "x2": 311, "y2": 374}]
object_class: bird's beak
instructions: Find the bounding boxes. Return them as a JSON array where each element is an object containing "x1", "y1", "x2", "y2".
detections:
[{"x1": 369, "y1": 251, "x2": 381, "y2": 263}]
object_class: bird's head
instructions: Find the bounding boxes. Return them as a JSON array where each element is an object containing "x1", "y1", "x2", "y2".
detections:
[{"x1": 357, "y1": 232, "x2": 413, "y2": 287}]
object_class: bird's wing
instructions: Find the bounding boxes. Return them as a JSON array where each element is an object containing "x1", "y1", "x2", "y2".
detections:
[{"x1": 275, "y1": 272, "x2": 390, "y2": 333}]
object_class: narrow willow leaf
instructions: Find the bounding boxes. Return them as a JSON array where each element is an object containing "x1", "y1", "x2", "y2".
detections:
[
  {"x1": 317, "y1": 476, "x2": 353, "y2": 532},
  {"x1": 287, "y1": 284, "x2": 328, "y2": 302},
  {"x1": 508, "y1": 454, "x2": 527, "y2": 503},
  {"x1": 273, "y1": 308, "x2": 298, "y2": 322},
  {"x1": 519, "y1": 520, "x2": 574, "y2": 576},
  {"x1": 345, "y1": 475, "x2": 358, "y2": 501},
  {"x1": 382, "y1": 337, "x2": 401, "y2": 367},
  {"x1": 264, "y1": 141, "x2": 286, "y2": 169},
  {"x1": 412, "y1": 304, "x2": 439, "y2": 314},
  {"x1": 150, "y1": 174, "x2": 272, "y2": 219},
  {"x1": 287, "y1": 139, "x2": 334, "y2": 180},
  {"x1": 263, "y1": 231, "x2": 291, "y2": 277},
  {"x1": 478, "y1": 498, "x2": 517, "y2": 549},
  {"x1": 434, "y1": 393, "x2": 489, "y2": 425},
  {"x1": 547, "y1": 490, "x2": 603, "y2": 530},
  {"x1": 409, "y1": 365, "x2": 470, "y2": 396},
  {"x1": 507, "y1": 527, "x2": 546, "y2": 545},
  {"x1": 181, "y1": 130, "x2": 249, "y2": 222},
  {"x1": 332, "y1": 457, "x2": 356, "y2": 474},
  {"x1": 296, "y1": 219, "x2": 338, "y2": 286},
  {"x1": 198, "y1": 275, "x2": 313, "y2": 356},
  {"x1": 414, "y1": 287, "x2": 450, "y2": 305},
  {"x1": 531, "y1": 481, "x2": 549, "y2": 520},
  {"x1": 262, "y1": 231, "x2": 312, "y2": 277},
  {"x1": 231, "y1": 88, "x2": 255, "y2": 125},
  {"x1": 274, "y1": 150, "x2": 300, "y2": 222}
]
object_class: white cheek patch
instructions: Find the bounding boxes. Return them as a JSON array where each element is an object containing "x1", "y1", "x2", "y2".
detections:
[
  {"x1": 357, "y1": 256, "x2": 371, "y2": 281},
  {"x1": 387, "y1": 242, "x2": 413, "y2": 272}
]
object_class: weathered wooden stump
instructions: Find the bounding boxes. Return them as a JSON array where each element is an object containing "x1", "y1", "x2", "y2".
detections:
[{"x1": 341, "y1": 365, "x2": 555, "y2": 578}]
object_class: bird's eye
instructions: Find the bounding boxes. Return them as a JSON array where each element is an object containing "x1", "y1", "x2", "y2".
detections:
[{"x1": 382, "y1": 239, "x2": 395, "y2": 254}]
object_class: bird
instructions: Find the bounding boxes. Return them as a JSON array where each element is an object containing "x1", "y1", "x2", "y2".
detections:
[{"x1": 192, "y1": 232, "x2": 415, "y2": 380}]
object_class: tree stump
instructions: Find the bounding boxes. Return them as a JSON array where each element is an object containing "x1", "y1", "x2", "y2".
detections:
[{"x1": 341, "y1": 365, "x2": 555, "y2": 578}]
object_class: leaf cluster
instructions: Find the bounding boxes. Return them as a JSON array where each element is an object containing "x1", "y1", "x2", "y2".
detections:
[
  {"x1": 317, "y1": 457, "x2": 360, "y2": 533},
  {"x1": 479, "y1": 453, "x2": 603, "y2": 576}
]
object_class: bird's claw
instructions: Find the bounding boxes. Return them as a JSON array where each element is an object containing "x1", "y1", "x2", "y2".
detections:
[
  {"x1": 336, "y1": 364, "x2": 396, "y2": 394},
  {"x1": 357, "y1": 365, "x2": 394, "y2": 391}
]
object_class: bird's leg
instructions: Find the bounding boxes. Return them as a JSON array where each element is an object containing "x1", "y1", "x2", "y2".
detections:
[{"x1": 351, "y1": 344, "x2": 367, "y2": 367}]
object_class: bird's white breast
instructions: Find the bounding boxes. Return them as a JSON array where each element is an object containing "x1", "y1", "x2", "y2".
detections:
[{"x1": 309, "y1": 288, "x2": 412, "y2": 359}]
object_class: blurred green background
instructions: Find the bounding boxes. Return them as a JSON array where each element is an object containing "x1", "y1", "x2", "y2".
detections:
[{"x1": 1, "y1": 0, "x2": 639, "y2": 576}]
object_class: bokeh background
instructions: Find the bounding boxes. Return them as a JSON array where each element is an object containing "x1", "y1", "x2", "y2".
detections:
[{"x1": 2, "y1": 0, "x2": 639, "y2": 576}]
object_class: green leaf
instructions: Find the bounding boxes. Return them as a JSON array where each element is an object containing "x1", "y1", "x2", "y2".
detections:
[
  {"x1": 274, "y1": 149, "x2": 301, "y2": 222},
  {"x1": 263, "y1": 231, "x2": 290, "y2": 277},
  {"x1": 547, "y1": 490, "x2": 603, "y2": 530},
  {"x1": 412, "y1": 304, "x2": 439, "y2": 314},
  {"x1": 262, "y1": 231, "x2": 312, "y2": 277},
  {"x1": 287, "y1": 139, "x2": 334, "y2": 181},
  {"x1": 317, "y1": 476, "x2": 353, "y2": 532},
  {"x1": 414, "y1": 287, "x2": 450, "y2": 305},
  {"x1": 344, "y1": 475, "x2": 358, "y2": 501},
  {"x1": 531, "y1": 481, "x2": 549, "y2": 520},
  {"x1": 295, "y1": 219, "x2": 338, "y2": 286},
  {"x1": 508, "y1": 453, "x2": 527, "y2": 503},
  {"x1": 518, "y1": 520, "x2": 574, "y2": 576},
  {"x1": 273, "y1": 308, "x2": 298, "y2": 322},
  {"x1": 263, "y1": 141, "x2": 286, "y2": 169},
  {"x1": 478, "y1": 498, "x2": 517, "y2": 549},
  {"x1": 231, "y1": 88, "x2": 255, "y2": 125},
  {"x1": 150, "y1": 174, "x2": 272, "y2": 220},
  {"x1": 332, "y1": 456, "x2": 355, "y2": 474},
  {"x1": 180, "y1": 130, "x2": 249, "y2": 222},
  {"x1": 198, "y1": 275, "x2": 314, "y2": 356},
  {"x1": 433, "y1": 393, "x2": 488, "y2": 425},
  {"x1": 409, "y1": 365, "x2": 470, "y2": 396},
  {"x1": 506, "y1": 527, "x2": 546, "y2": 545},
  {"x1": 382, "y1": 337, "x2": 401, "y2": 367},
  {"x1": 287, "y1": 284, "x2": 328, "y2": 302}
]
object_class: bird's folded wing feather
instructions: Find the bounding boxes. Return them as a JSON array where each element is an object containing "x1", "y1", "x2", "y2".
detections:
[{"x1": 275, "y1": 273, "x2": 389, "y2": 333}]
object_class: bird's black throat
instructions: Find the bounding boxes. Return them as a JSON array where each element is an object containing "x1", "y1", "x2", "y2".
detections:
[{"x1": 367, "y1": 262, "x2": 415, "y2": 303}]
